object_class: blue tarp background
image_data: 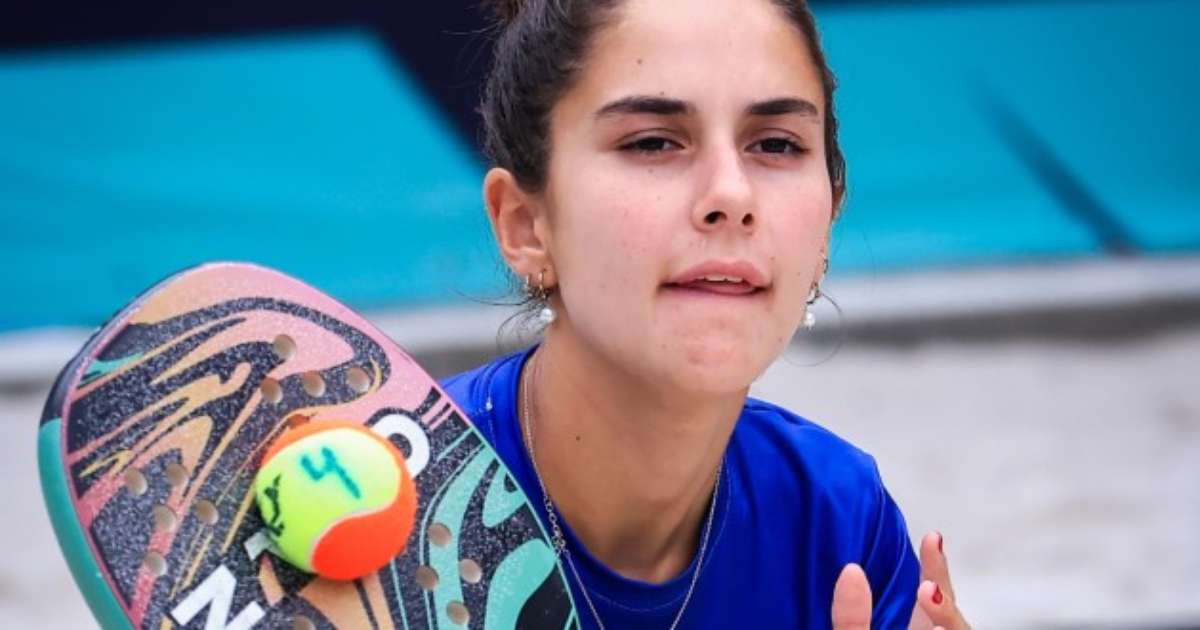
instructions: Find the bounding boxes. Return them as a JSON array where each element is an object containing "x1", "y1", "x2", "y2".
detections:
[{"x1": 1, "y1": 0, "x2": 1196, "y2": 331}]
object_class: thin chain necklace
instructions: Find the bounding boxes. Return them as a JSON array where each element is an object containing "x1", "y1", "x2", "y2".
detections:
[{"x1": 520, "y1": 351, "x2": 722, "y2": 630}]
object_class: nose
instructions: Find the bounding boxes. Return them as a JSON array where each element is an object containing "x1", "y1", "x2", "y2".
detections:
[{"x1": 692, "y1": 144, "x2": 756, "y2": 233}]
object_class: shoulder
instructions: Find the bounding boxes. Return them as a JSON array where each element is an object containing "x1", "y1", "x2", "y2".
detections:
[
  {"x1": 439, "y1": 359, "x2": 495, "y2": 418},
  {"x1": 731, "y1": 397, "x2": 887, "y2": 516},
  {"x1": 731, "y1": 399, "x2": 918, "y2": 621},
  {"x1": 437, "y1": 347, "x2": 532, "y2": 443},
  {"x1": 736, "y1": 397, "x2": 883, "y2": 484}
]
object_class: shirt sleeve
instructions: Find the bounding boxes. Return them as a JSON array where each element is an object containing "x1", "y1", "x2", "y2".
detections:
[{"x1": 863, "y1": 461, "x2": 920, "y2": 627}]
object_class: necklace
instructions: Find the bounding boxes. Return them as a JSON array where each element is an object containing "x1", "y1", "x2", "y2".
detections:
[{"x1": 520, "y1": 351, "x2": 722, "y2": 630}]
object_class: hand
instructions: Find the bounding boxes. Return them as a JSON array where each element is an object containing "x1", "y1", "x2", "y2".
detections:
[
  {"x1": 909, "y1": 531, "x2": 969, "y2": 630},
  {"x1": 831, "y1": 531, "x2": 970, "y2": 630}
]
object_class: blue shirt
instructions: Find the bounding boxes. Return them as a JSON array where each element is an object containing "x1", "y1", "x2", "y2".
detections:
[{"x1": 441, "y1": 347, "x2": 918, "y2": 629}]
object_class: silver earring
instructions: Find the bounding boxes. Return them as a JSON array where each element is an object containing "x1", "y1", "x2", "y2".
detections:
[
  {"x1": 802, "y1": 257, "x2": 828, "y2": 330},
  {"x1": 802, "y1": 272, "x2": 825, "y2": 330},
  {"x1": 529, "y1": 270, "x2": 556, "y2": 325}
]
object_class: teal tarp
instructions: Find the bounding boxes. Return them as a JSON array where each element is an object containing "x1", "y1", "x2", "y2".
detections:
[
  {"x1": 1, "y1": 1, "x2": 1196, "y2": 331},
  {"x1": 1, "y1": 32, "x2": 498, "y2": 331},
  {"x1": 824, "y1": 0, "x2": 1200, "y2": 268}
]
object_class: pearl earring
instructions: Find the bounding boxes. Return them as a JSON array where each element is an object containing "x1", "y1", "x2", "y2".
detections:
[
  {"x1": 527, "y1": 270, "x2": 556, "y2": 325},
  {"x1": 803, "y1": 281, "x2": 822, "y2": 330}
]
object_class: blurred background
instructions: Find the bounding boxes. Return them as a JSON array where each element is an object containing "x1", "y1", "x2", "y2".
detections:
[{"x1": 1, "y1": 0, "x2": 1197, "y2": 627}]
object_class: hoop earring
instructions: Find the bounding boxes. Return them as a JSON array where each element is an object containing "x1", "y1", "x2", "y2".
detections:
[
  {"x1": 782, "y1": 287, "x2": 845, "y2": 367},
  {"x1": 802, "y1": 256, "x2": 830, "y2": 330},
  {"x1": 525, "y1": 270, "x2": 557, "y2": 325},
  {"x1": 803, "y1": 283, "x2": 821, "y2": 330}
]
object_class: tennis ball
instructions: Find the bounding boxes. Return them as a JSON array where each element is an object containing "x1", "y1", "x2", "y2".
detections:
[{"x1": 254, "y1": 419, "x2": 417, "y2": 580}]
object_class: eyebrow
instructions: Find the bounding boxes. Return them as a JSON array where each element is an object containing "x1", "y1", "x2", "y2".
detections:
[
  {"x1": 746, "y1": 97, "x2": 819, "y2": 118},
  {"x1": 594, "y1": 96, "x2": 692, "y2": 118},
  {"x1": 594, "y1": 95, "x2": 820, "y2": 119}
]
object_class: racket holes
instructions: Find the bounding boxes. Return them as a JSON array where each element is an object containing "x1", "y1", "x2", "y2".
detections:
[
  {"x1": 152, "y1": 505, "x2": 177, "y2": 532},
  {"x1": 459, "y1": 558, "x2": 482, "y2": 584},
  {"x1": 291, "y1": 616, "x2": 316, "y2": 630},
  {"x1": 123, "y1": 468, "x2": 148, "y2": 496},
  {"x1": 194, "y1": 500, "x2": 219, "y2": 526},
  {"x1": 144, "y1": 551, "x2": 167, "y2": 577},
  {"x1": 345, "y1": 366, "x2": 371, "y2": 394},
  {"x1": 302, "y1": 372, "x2": 326, "y2": 397},
  {"x1": 447, "y1": 601, "x2": 470, "y2": 626},
  {"x1": 415, "y1": 565, "x2": 439, "y2": 591},
  {"x1": 272, "y1": 335, "x2": 297, "y2": 362},
  {"x1": 165, "y1": 463, "x2": 188, "y2": 487},
  {"x1": 260, "y1": 377, "x2": 283, "y2": 404},
  {"x1": 428, "y1": 522, "x2": 452, "y2": 547}
]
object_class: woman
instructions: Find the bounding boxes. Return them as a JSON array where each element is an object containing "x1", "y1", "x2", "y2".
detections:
[{"x1": 442, "y1": 0, "x2": 970, "y2": 627}]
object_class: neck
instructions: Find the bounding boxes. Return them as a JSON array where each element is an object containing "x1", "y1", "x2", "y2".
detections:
[{"x1": 522, "y1": 330, "x2": 740, "y2": 583}]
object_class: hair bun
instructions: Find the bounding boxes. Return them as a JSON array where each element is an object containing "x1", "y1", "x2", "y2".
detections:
[{"x1": 484, "y1": 0, "x2": 527, "y2": 25}]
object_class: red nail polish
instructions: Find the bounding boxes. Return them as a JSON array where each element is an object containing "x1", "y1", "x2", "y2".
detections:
[
  {"x1": 932, "y1": 584, "x2": 943, "y2": 605},
  {"x1": 937, "y1": 531, "x2": 944, "y2": 554}
]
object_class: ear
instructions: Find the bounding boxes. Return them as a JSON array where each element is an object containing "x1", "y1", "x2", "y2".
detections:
[{"x1": 483, "y1": 167, "x2": 555, "y2": 284}]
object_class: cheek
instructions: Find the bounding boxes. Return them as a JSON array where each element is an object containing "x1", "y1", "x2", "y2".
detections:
[
  {"x1": 767, "y1": 181, "x2": 833, "y2": 277},
  {"x1": 550, "y1": 181, "x2": 671, "y2": 310},
  {"x1": 757, "y1": 180, "x2": 834, "y2": 354}
]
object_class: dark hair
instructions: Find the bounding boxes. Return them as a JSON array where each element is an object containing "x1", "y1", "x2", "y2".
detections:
[{"x1": 480, "y1": 0, "x2": 847, "y2": 217}]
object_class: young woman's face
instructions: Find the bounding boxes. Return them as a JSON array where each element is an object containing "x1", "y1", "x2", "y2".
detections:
[{"x1": 540, "y1": 0, "x2": 833, "y2": 395}]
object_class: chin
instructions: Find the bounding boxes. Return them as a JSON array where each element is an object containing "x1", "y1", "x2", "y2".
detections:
[{"x1": 660, "y1": 337, "x2": 773, "y2": 396}]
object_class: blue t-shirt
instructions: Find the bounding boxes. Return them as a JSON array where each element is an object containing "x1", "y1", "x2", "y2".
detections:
[{"x1": 440, "y1": 347, "x2": 918, "y2": 628}]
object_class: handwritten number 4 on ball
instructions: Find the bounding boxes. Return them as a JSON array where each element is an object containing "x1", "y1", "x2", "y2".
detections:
[{"x1": 301, "y1": 447, "x2": 361, "y2": 500}]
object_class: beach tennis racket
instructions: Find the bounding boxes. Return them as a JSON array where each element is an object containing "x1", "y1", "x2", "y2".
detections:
[{"x1": 38, "y1": 262, "x2": 577, "y2": 629}]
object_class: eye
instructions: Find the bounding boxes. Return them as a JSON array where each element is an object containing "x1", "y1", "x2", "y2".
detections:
[
  {"x1": 750, "y1": 137, "x2": 807, "y2": 155},
  {"x1": 619, "y1": 136, "x2": 682, "y2": 154}
]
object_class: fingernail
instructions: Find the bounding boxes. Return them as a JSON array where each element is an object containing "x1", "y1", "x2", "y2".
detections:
[
  {"x1": 932, "y1": 584, "x2": 943, "y2": 605},
  {"x1": 937, "y1": 531, "x2": 944, "y2": 554}
]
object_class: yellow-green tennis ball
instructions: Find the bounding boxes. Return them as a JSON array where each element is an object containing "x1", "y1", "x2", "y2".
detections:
[{"x1": 254, "y1": 419, "x2": 417, "y2": 580}]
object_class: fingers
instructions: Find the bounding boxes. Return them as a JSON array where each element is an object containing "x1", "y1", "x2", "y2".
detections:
[
  {"x1": 915, "y1": 530, "x2": 970, "y2": 630},
  {"x1": 918, "y1": 531, "x2": 955, "y2": 601},
  {"x1": 917, "y1": 579, "x2": 945, "y2": 610},
  {"x1": 831, "y1": 563, "x2": 873, "y2": 630},
  {"x1": 916, "y1": 580, "x2": 968, "y2": 630}
]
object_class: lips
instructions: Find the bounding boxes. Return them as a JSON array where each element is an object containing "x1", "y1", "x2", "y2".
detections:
[
  {"x1": 668, "y1": 279, "x2": 760, "y2": 295},
  {"x1": 664, "y1": 260, "x2": 769, "y2": 296}
]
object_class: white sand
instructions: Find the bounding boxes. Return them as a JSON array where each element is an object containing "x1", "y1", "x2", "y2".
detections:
[
  {"x1": 4, "y1": 325, "x2": 1198, "y2": 628},
  {"x1": 753, "y1": 328, "x2": 1200, "y2": 627}
]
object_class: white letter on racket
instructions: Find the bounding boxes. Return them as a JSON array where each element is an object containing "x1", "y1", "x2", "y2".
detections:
[
  {"x1": 371, "y1": 413, "x2": 430, "y2": 477},
  {"x1": 170, "y1": 564, "x2": 265, "y2": 630}
]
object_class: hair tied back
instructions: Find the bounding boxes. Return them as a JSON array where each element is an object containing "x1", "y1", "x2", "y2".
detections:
[{"x1": 484, "y1": 0, "x2": 528, "y2": 25}]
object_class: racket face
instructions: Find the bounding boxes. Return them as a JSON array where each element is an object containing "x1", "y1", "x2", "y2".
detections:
[{"x1": 39, "y1": 262, "x2": 577, "y2": 629}]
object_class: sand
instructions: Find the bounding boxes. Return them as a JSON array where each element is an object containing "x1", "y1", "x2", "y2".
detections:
[{"x1": 3, "y1": 324, "x2": 1198, "y2": 628}]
